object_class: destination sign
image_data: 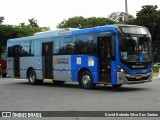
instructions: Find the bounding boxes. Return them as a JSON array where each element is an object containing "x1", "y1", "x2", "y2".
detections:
[{"x1": 120, "y1": 26, "x2": 149, "y2": 35}]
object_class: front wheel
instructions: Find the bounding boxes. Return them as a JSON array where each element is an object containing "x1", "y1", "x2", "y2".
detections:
[
  {"x1": 79, "y1": 71, "x2": 95, "y2": 89},
  {"x1": 28, "y1": 69, "x2": 42, "y2": 85}
]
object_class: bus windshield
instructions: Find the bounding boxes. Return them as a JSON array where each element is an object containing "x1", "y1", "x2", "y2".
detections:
[{"x1": 120, "y1": 35, "x2": 152, "y2": 62}]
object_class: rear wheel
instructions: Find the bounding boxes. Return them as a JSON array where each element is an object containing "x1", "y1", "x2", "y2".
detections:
[
  {"x1": 28, "y1": 69, "x2": 42, "y2": 85},
  {"x1": 79, "y1": 70, "x2": 95, "y2": 89},
  {"x1": 2, "y1": 73, "x2": 7, "y2": 77}
]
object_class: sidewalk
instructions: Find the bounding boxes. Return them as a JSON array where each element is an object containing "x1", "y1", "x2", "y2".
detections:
[{"x1": 153, "y1": 73, "x2": 159, "y2": 78}]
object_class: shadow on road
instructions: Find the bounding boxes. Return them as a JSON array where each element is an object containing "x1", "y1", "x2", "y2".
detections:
[{"x1": 13, "y1": 81, "x2": 150, "y2": 92}]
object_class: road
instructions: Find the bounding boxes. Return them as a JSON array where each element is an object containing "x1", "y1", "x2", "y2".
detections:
[{"x1": 0, "y1": 78, "x2": 160, "y2": 120}]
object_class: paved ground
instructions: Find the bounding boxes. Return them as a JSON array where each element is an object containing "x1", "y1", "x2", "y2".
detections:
[{"x1": 0, "y1": 77, "x2": 160, "y2": 120}]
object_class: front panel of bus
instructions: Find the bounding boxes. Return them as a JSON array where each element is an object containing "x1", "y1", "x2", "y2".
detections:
[{"x1": 116, "y1": 26, "x2": 152, "y2": 85}]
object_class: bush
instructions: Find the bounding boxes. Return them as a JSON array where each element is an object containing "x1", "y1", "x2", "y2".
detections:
[{"x1": 152, "y1": 66, "x2": 160, "y2": 73}]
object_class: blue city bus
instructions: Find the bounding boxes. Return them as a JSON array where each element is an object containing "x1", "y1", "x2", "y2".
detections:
[{"x1": 7, "y1": 25, "x2": 152, "y2": 89}]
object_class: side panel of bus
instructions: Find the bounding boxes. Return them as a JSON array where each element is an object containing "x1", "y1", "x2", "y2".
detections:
[
  {"x1": 71, "y1": 55, "x2": 99, "y2": 83},
  {"x1": 20, "y1": 56, "x2": 43, "y2": 79},
  {"x1": 53, "y1": 55, "x2": 72, "y2": 81}
]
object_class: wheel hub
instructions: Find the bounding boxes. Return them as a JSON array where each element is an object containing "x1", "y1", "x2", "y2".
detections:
[
  {"x1": 30, "y1": 74, "x2": 35, "y2": 83},
  {"x1": 82, "y1": 75, "x2": 90, "y2": 85}
]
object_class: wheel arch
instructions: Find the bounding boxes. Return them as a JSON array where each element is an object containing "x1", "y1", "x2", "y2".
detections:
[{"x1": 78, "y1": 67, "x2": 92, "y2": 81}]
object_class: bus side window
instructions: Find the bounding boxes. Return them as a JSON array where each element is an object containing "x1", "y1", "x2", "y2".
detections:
[
  {"x1": 64, "y1": 37, "x2": 75, "y2": 54},
  {"x1": 76, "y1": 35, "x2": 96, "y2": 54},
  {"x1": 34, "y1": 40, "x2": 41, "y2": 56},
  {"x1": 53, "y1": 38, "x2": 60, "y2": 54},
  {"x1": 21, "y1": 41, "x2": 33, "y2": 56},
  {"x1": 111, "y1": 35, "x2": 115, "y2": 60},
  {"x1": 59, "y1": 37, "x2": 75, "y2": 54},
  {"x1": 8, "y1": 47, "x2": 13, "y2": 57}
]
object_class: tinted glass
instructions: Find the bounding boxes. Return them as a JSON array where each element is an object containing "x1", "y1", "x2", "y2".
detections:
[
  {"x1": 120, "y1": 36, "x2": 152, "y2": 62},
  {"x1": 75, "y1": 35, "x2": 96, "y2": 54},
  {"x1": 53, "y1": 38, "x2": 60, "y2": 54},
  {"x1": 59, "y1": 37, "x2": 75, "y2": 54}
]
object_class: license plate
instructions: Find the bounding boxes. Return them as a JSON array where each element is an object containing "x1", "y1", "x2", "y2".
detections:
[{"x1": 136, "y1": 76, "x2": 142, "y2": 79}]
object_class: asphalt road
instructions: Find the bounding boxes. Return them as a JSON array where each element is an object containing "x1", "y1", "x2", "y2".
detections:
[{"x1": 0, "y1": 78, "x2": 160, "y2": 120}]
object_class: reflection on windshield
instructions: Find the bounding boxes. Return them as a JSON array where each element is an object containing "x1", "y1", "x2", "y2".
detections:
[{"x1": 120, "y1": 35, "x2": 151, "y2": 62}]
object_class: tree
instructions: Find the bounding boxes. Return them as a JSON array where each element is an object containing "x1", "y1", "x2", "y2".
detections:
[
  {"x1": 108, "y1": 12, "x2": 134, "y2": 23},
  {"x1": 0, "y1": 24, "x2": 50, "y2": 55},
  {"x1": 28, "y1": 18, "x2": 39, "y2": 27},
  {"x1": 57, "y1": 16, "x2": 116, "y2": 29},
  {"x1": 129, "y1": 5, "x2": 160, "y2": 62},
  {"x1": 19, "y1": 22, "x2": 26, "y2": 26},
  {"x1": 57, "y1": 16, "x2": 86, "y2": 29},
  {"x1": 0, "y1": 16, "x2": 4, "y2": 24},
  {"x1": 129, "y1": 5, "x2": 160, "y2": 42}
]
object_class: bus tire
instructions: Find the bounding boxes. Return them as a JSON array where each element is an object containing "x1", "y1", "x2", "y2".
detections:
[
  {"x1": 112, "y1": 84, "x2": 122, "y2": 88},
  {"x1": 79, "y1": 70, "x2": 95, "y2": 89},
  {"x1": 2, "y1": 73, "x2": 7, "y2": 77},
  {"x1": 28, "y1": 69, "x2": 40, "y2": 85}
]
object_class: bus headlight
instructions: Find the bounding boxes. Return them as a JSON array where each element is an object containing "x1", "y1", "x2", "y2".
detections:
[
  {"x1": 118, "y1": 66, "x2": 126, "y2": 74},
  {"x1": 120, "y1": 68, "x2": 124, "y2": 73},
  {"x1": 120, "y1": 68, "x2": 126, "y2": 74}
]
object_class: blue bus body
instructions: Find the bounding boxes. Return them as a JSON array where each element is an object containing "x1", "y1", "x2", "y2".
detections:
[{"x1": 7, "y1": 25, "x2": 152, "y2": 89}]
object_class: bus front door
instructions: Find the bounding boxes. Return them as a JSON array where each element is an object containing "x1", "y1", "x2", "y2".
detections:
[
  {"x1": 42, "y1": 42, "x2": 53, "y2": 79},
  {"x1": 13, "y1": 45, "x2": 20, "y2": 77},
  {"x1": 98, "y1": 37, "x2": 111, "y2": 83}
]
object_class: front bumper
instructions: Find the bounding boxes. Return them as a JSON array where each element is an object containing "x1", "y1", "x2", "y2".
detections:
[{"x1": 117, "y1": 72, "x2": 152, "y2": 84}]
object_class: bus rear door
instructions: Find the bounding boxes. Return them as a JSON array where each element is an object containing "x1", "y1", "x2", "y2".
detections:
[
  {"x1": 42, "y1": 42, "x2": 53, "y2": 79},
  {"x1": 13, "y1": 45, "x2": 21, "y2": 77}
]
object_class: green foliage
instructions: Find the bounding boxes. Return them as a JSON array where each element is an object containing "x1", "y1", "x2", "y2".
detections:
[
  {"x1": 57, "y1": 16, "x2": 117, "y2": 29},
  {"x1": 128, "y1": 5, "x2": 160, "y2": 62},
  {"x1": 58, "y1": 16, "x2": 86, "y2": 28},
  {"x1": 0, "y1": 17, "x2": 50, "y2": 55},
  {"x1": 28, "y1": 18, "x2": 39, "y2": 27},
  {"x1": 137, "y1": 5, "x2": 158, "y2": 16},
  {"x1": 152, "y1": 66, "x2": 160, "y2": 73},
  {"x1": 0, "y1": 16, "x2": 4, "y2": 24},
  {"x1": 0, "y1": 24, "x2": 50, "y2": 43},
  {"x1": 128, "y1": 5, "x2": 160, "y2": 43}
]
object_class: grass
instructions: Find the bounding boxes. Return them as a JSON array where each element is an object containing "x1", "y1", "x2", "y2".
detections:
[{"x1": 152, "y1": 66, "x2": 160, "y2": 73}]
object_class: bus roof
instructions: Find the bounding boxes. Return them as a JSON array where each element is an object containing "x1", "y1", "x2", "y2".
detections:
[{"x1": 7, "y1": 24, "x2": 141, "y2": 42}]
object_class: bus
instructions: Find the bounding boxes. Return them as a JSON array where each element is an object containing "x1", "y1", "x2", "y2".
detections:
[
  {"x1": 0, "y1": 52, "x2": 7, "y2": 77},
  {"x1": 7, "y1": 25, "x2": 152, "y2": 89}
]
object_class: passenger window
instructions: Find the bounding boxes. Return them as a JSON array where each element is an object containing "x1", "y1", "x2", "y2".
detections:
[
  {"x1": 75, "y1": 35, "x2": 96, "y2": 54},
  {"x1": 8, "y1": 47, "x2": 13, "y2": 57},
  {"x1": 64, "y1": 37, "x2": 72, "y2": 43},
  {"x1": 34, "y1": 40, "x2": 40, "y2": 56},
  {"x1": 59, "y1": 37, "x2": 75, "y2": 54},
  {"x1": 53, "y1": 38, "x2": 60, "y2": 54},
  {"x1": 21, "y1": 41, "x2": 31, "y2": 56}
]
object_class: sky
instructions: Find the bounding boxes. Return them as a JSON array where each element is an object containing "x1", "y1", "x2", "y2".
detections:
[{"x1": 0, "y1": 0, "x2": 160, "y2": 29}]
